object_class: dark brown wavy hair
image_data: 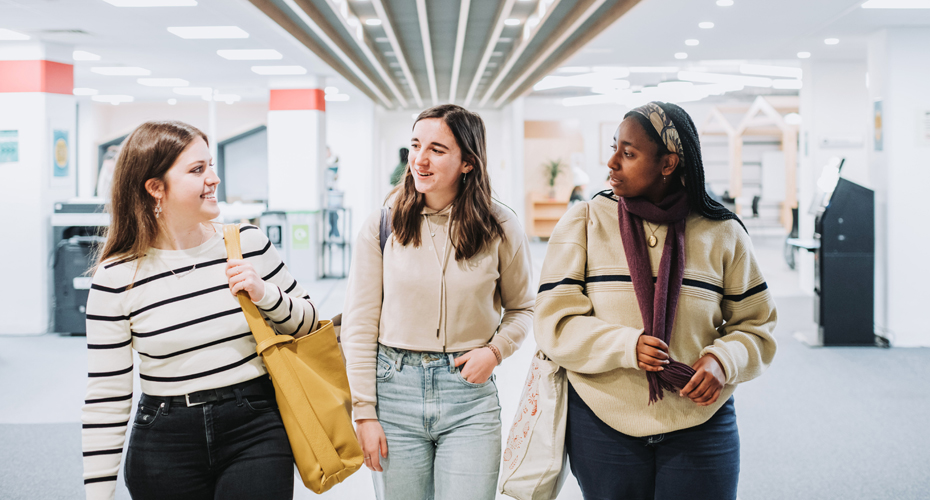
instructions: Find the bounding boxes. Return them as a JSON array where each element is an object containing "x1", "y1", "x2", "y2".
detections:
[
  {"x1": 95, "y1": 121, "x2": 208, "y2": 269},
  {"x1": 390, "y1": 104, "x2": 504, "y2": 261}
]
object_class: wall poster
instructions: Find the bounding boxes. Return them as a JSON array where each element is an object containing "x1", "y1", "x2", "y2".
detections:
[
  {"x1": 0, "y1": 130, "x2": 18, "y2": 164},
  {"x1": 53, "y1": 129, "x2": 69, "y2": 177}
]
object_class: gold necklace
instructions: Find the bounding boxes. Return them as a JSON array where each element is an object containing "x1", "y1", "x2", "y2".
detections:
[
  {"x1": 157, "y1": 224, "x2": 211, "y2": 278},
  {"x1": 644, "y1": 221, "x2": 660, "y2": 248}
]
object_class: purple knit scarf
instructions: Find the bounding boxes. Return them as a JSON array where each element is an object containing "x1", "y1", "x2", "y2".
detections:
[{"x1": 618, "y1": 189, "x2": 694, "y2": 404}]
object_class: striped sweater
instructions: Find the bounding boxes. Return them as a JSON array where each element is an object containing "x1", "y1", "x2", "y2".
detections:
[
  {"x1": 534, "y1": 192, "x2": 777, "y2": 437},
  {"x1": 81, "y1": 224, "x2": 317, "y2": 500}
]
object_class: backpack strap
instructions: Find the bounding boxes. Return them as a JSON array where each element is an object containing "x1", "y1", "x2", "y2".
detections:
[{"x1": 379, "y1": 207, "x2": 392, "y2": 254}]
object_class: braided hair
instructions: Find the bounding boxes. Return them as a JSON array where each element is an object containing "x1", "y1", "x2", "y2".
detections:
[{"x1": 624, "y1": 101, "x2": 745, "y2": 231}]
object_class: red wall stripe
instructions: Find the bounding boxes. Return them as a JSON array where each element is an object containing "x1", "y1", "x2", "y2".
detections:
[
  {"x1": 0, "y1": 60, "x2": 74, "y2": 94},
  {"x1": 269, "y1": 89, "x2": 325, "y2": 112}
]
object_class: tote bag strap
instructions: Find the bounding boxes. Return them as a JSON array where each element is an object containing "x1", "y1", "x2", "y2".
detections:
[{"x1": 222, "y1": 224, "x2": 276, "y2": 345}]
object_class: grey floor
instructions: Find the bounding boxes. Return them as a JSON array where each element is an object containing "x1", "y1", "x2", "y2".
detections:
[{"x1": 2, "y1": 231, "x2": 928, "y2": 499}]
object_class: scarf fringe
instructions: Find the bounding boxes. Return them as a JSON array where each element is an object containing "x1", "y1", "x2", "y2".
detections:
[{"x1": 647, "y1": 360, "x2": 697, "y2": 404}]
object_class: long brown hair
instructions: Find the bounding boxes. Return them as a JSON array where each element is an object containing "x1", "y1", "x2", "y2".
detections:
[
  {"x1": 96, "y1": 121, "x2": 208, "y2": 269},
  {"x1": 391, "y1": 104, "x2": 504, "y2": 261}
]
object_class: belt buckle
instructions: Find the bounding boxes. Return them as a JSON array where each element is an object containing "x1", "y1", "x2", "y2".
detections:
[{"x1": 185, "y1": 393, "x2": 206, "y2": 407}]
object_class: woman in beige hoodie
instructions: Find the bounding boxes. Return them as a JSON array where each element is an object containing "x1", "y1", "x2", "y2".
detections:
[{"x1": 341, "y1": 104, "x2": 535, "y2": 500}]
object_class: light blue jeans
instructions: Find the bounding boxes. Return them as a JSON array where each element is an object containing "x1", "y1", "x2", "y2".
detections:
[{"x1": 373, "y1": 344, "x2": 502, "y2": 500}]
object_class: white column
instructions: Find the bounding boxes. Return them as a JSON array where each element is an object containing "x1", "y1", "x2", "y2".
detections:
[
  {"x1": 0, "y1": 42, "x2": 76, "y2": 334},
  {"x1": 797, "y1": 59, "x2": 870, "y2": 296},
  {"x1": 867, "y1": 29, "x2": 930, "y2": 346}
]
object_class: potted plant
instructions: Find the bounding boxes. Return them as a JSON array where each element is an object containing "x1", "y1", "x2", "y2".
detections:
[{"x1": 542, "y1": 158, "x2": 563, "y2": 199}]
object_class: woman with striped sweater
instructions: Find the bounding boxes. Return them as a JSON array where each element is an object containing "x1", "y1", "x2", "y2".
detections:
[{"x1": 81, "y1": 121, "x2": 317, "y2": 500}]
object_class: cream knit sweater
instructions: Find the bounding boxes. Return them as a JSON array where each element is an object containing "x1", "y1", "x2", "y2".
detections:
[
  {"x1": 535, "y1": 192, "x2": 777, "y2": 437},
  {"x1": 342, "y1": 202, "x2": 535, "y2": 421}
]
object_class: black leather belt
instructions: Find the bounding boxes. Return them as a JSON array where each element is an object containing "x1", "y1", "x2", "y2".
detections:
[{"x1": 149, "y1": 376, "x2": 272, "y2": 408}]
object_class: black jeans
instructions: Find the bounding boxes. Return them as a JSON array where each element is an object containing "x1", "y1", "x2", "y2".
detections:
[
  {"x1": 566, "y1": 383, "x2": 740, "y2": 500},
  {"x1": 125, "y1": 376, "x2": 294, "y2": 500}
]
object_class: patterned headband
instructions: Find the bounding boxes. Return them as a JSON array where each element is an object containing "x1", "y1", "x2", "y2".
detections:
[{"x1": 629, "y1": 102, "x2": 684, "y2": 160}]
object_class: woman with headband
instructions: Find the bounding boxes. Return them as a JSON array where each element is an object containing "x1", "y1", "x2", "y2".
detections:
[{"x1": 534, "y1": 101, "x2": 777, "y2": 500}]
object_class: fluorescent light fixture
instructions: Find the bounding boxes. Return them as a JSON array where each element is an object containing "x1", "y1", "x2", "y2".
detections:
[
  {"x1": 173, "y1": 87, "x2": 212, "y2": 96},
  {"x1": 365, "y1": 18, "x2": 382, "y2": 26},
  {"x1": 797, "y1": 51, "x2": 812, "y2": 59},
  {"x1": 104, "y1": 0, "x2": 196, "y2": 5},
  {"x1": 250, "y1": 65, "x2": 307, "y2": 75},
  {"x1": 72, "y1": 88, "x2": 98, "y2": 96},
  {"x1": 685, "y1": 39, "x2": 700, "y2": 46},
  {"x1": 504, "y1": 18, "x2": 522, "y2": 26},
  {"x1": 716, "y1": 0, "x2": 733, "y2": 5},
  {"x1": 772, "y1": 79, "x2": 803, "y2": 90},
  {"x1": 534, "y1": 71, "x2": 630, "y2": 91},
  {"x1": 699, "y1": 22, "x2": 715, "y2": 29},
  {"x1": 674, "y1": 52, "x2": 689, "y2": 60},
  {"x1": 91, "y1": 66, "x2": 151, "y2": 76},
  {"x1": 167, "y1": 26, "x2": 249, "y2": 39},
  {"x1": 629, "y1": 66, "x2": 680, "y2": 73},
  {"x1": 168, "y1": 98, "x2": 177, "y2": 105},
  {"x1": 862, "y1": 0, "x2": 930, "y2": 7},
  {"x1": 678, "y1": 70, "x2": 772, "y2": 88},
  {"x1": 385, "y1": 51, "x2": 396, "y2": 57},
  {"x1": 0, "y1": 29, "x2": 30, "y2": 40},
  {"x1": 208, "y1": 94, "x2": 241, "y2": 103},
  {"x1": 216, "y1": 49, "x2": 282, "y2": 60},
  {"x1": 740, "y1": 64, "x2": 802, "y2": 78},
  {"x1": 92, "y1": 95, "x2": 134, "y2": 104},
  {"x1": 138, "y1": 78, "x2": 189, "y2": 87},
  {"x1": 824, "y1": 38, "x2": 839, "y2": 45},
  {"x1": 325, "y1": 94, "x2": 350, "y2": 102},
  {"x1": 325, "y1": 86, "x2": 339, "y2": 95},
  {"x1": 498, "y1": 37, "x2": 513, "y2": 42},
  {"x1": 375, "y1": 37, "x2": 389, "y2": 43},
  {"x1": 557, "y1": 66, "x2": 591, "y2": 73},
  {"x1": 73, "y1": 50, "x2": 101, "y2": 61},
  {"x1": 784, "y1": 113, "x2": 802, "y2": 125},
  {"x1": 492, "y1": 51, "x2": 503, "y2": 57}
]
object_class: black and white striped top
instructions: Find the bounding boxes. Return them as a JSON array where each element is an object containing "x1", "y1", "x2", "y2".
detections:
[{"x1": 81, "y1": 224, "x2": 317, "y2": 500}]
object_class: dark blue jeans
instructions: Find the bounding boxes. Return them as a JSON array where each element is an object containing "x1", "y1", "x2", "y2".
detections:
[
  {"x1": 566, "y1": 383, "x2": 740, "y2": 500},
  {"x1": 124, "y1": 376, "x2": 294, "y2": 500}
]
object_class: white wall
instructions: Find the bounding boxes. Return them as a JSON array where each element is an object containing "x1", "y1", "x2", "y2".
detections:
[{"x1": 326, "y1": 96, "x2": 376, "y2": 240}]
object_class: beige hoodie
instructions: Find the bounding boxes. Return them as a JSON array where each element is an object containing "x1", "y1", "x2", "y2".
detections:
[{"x1": 341, "y1": 201, "x2": 535, "y2": 420}]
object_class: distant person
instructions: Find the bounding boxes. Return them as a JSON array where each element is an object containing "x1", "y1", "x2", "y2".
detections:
[
  {"x1": 389, "y1": 147, "x2": 409, "y2": 186},
  {"x1": 535, "y1": 101, "x2": 777, "y2": 500},
  {"x1": 570, "y1": 166, "x2": 590, "y2": 206},
  {"x1": 342, "y1": 105, "x2": 534, "y2": 499},
  {"x1": 81, "y1": 121, "x2": 319, "y2": 500}
]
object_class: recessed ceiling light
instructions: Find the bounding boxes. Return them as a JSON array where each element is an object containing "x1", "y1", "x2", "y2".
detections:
[
  {"x1": 92, "y1": 95, "x2": 134, "y2": 104},
  {"x1": 385, "y1": 51, "x2": 395, "y2": 56},
  {"x1": 325, "y1": 94, "x2": 350, "y2": 102},
  {"x1": 498, "y1": 37, "x2": 513, "y2": 42},
  {"x1": 173, "y1": 87, "x2": 212, "y2": 96},
  {"x1": 168, "y1": 98, "x2": 178, "y2": 105},
  {"x1": 365, "y1": 19, "x2": 382, "y2": 26},
  {"x1": 0, "y1": 29, "x2": 30, "y2": 40},
  {"x1": 716, "y1": 0, "x2": 734, "y2": 5},
  {"x1": 492, "y1": 51, "x2": 503, "y2": 57},
  {"x1": 250, "y1": 65, "x2": 306, "y2": 75},
  {"x1": 72, "y1": 88, "x2": 98, "y2": 96},
  {"x1": 103, "y1": 0, "x2": 196, "y2": 5},
  {"x1": 138, "y1": 78, "x2": 189, "y2": 87},
  {"x1": 167, "y1": 26, "x2": 249, "y2": 39},
  {"x1": 325, "y1": 86, "x2": 339, "y2": 95},
  {"x1": 797, "y1": 51, "x2": 812, "y2": 59},
  {"x1": 862, "y1": 0, "x2": 930, "y2": 8},
  {"x1": 375, "y1": 37, "x2": 389, "y2": 43},
  {"x1": 73, "y1": 50, "x2": 101, "y2": 61},
  {"x1": 216, "y1": 49, "x2": 282, "y2": 60},
  {"x1": 699, "y1": 22, "x2": 715, "y2": 29},
  {"x1": 504, "y1": 19, "x2": 522, "y2": 26},
  {"x1": 675, "y1": 52, "x2": 689, "y2": 60},
  {"x1": 824, "y1": 38, "x2": 839, "y2": 45},
  {"x1": 685, "y1": 39, "x2": 700, "y2": 46},
  {"x1": 91, "y1": 66, "x2": 151, "y2": 76},
  {"x1": 678, "y1": 70, "x2": 772, "y2": 88},
  {"x1": 389, "y1": 62, "x2": 401, "y2": 68}
]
